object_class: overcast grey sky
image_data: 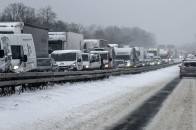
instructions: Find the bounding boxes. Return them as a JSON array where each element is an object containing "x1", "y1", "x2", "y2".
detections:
[{"x1": 1, "y1": 0, "x2": 196, "y2": 45}]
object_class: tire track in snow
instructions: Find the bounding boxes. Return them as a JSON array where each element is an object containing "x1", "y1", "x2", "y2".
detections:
[{"x1": 109, "y1": 77, "x2": 181, "y2": 130}]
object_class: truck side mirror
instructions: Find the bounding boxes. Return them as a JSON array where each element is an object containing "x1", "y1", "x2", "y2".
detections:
[
  {"x1": 0, "y1": 50, "x2": 5, "y2": 58},
  {"x1": 22, "y1": 55, "x2": 28, "y2": 62},
  {"x1": 78, "y1": 59, "x2": 81, "y2": 62},
  {"x1": 109, "y1": 58, "x2": 112, "y2": 61}
]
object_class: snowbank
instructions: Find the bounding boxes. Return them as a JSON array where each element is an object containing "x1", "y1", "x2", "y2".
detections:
[{"x1": 0, "y1": 65, "x2": 179, "y2": 130}]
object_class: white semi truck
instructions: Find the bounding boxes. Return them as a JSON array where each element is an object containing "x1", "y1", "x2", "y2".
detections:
[
  {"x1": 159, "y1": 49, "x2": 170, "y2": 63},
  {"x1": 113, "y1": 48, "x2": 138, "y2": 68},
  {"x1": 134, "y1": 47, "x2": 145, "y2": 61},
  {"x1": 48, "y1": 32, "x2": 84, "y2": 54},
  {"x1": 83, "y1": 39, "x2": 109, "y2": 53},
  {"x1": 0, "y1": 34, "x2": 37, "y2": 72},
  {"x1": 0, "y1": 22, "x2": 48, "y2": 58},
  {"x1": 147, "y1": 48, "x2": 159, "y2": 58}
]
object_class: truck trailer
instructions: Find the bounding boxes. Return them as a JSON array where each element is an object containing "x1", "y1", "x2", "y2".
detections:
[
  {"x1": 83, "y1": 39, "x2": 109, "y2": 53},
  {"x1": 0, "y1": 22, "x2": 48, "y2": 58},
  {"x1": 48, "y1": 32, "x2": 84, "y2": 54}
]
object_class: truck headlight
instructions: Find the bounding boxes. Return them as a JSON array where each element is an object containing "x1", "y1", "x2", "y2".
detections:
[
  {"x1": 14, "y1": 65, "x2": 19, "y2": 70},
  {"x1": 71, "y1": 63, "x2": 76, "y2": 68},
  {"x1": 150, "y1": 62, "x2": 154, "y2": 65},
  {"x1": 104, "y1": 64, "x2": 109, "y2": 68},
  {"x1": 85, "y1": 65, "x2": 89, "y2": 68},
  {"x1": 126, "y1": 63, "x2": 131, "y2": 67}
]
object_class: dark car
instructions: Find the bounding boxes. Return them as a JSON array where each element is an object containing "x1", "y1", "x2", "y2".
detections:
[
  {"x1": 35, "y1": 58, "x2": 59, "y2": 72},
  {"x1": 179, "y1": 60, "x2": 196, "y2": 78}
]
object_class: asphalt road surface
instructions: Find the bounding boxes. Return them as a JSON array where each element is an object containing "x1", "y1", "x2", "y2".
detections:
[
  {"x1": 109, "y1": 77, "x2": 181, "y2": 130},
  {"x1": 146, "y1": 77, "x2": 196, "y2": 130},
  {"x1": 110, "y1": 77, "x2": 196, "y2": 130}
]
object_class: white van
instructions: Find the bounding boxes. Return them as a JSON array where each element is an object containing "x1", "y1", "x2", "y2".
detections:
[
  {"x1": 51, "y1": 50, "x2": 83, "y2": 71},
  {"x1": 90, "y1": 51, "x2": 113, "y2": 69},
  {"x1": 89, "y1": 52, "x2": 102, "y2": 69},
  {"x1": 9, "y1": 34, "x2": 37, "y2": 72},
  {"x1": 0, "y1": 35, "x2": 12, "y2": 72},
  {"x1": 0, "y1": 34, "x2": 37, "y2": 72}
]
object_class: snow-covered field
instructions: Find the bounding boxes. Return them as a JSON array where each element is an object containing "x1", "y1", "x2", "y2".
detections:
[{"x1": 0, "y1": 65, "x2": 179, "y2": 130}]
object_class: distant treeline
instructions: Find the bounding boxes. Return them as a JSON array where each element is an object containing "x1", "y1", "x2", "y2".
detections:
[{"x1": 0, "y1": 2, "x2": 156, "y2": 48}]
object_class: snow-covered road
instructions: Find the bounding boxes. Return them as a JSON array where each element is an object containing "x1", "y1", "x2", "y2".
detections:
[
  {"x1": 145, "y1": 78, "x2": 196, "y2": 130},
  {"x1": 0, "y1": 65, "x2": 179, "y2": 130}
]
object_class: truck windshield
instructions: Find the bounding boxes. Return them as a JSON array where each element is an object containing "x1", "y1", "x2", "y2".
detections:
[
  {"x1": 37, "y1": 59, "x2": 51, "y2": 66},
  {"x1": 116, "y1": 55, "x2": 130, "y2": 60},
  {"x1": 147, "y1": 50, "x2": 157, "y2": 56},
  {"x1": 51, "y1": 53, "x2": 76, "y2": 61},
  {"x1": 100, "y1": 53, "x2": 108, "y2": 60},
  {"x1": 82, "y1": 55, "x2": 89, "y2": 61}
]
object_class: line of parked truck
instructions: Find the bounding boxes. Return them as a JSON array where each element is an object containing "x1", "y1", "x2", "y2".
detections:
[{"x1": 0, "y1": 22, "x2": 184, "y2": 73}]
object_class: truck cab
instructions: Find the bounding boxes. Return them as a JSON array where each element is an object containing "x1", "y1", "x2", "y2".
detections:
[
  {"x1": 9, "y1": 34, "x2": 37, "y2": 72},
  {"x1": 0, "y1": 34, "x2": 37, "y2": 72},
  {"x1": 114, "y1": 48, "x2": 135, "y2": 68}
]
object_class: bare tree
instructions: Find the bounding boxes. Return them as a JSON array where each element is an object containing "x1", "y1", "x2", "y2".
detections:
[
  {"x1": 67, "y1": 23, "x2": 84, "y2": 33},
  {"x1": 0, "y1": 2, "x2": 157, "y2": 48},
  {"x1": 104, "y1": 26, "x2": 122, "y2": 44},
  {"x1": 37, "y1": 5, "x2": 57, "y2": 29},
  {"x1": 50, "y1": 20, "x2": 68, "y2": 31},
  {"x1": 0, "y1": 2, "x2": 37, "y2": 24}
]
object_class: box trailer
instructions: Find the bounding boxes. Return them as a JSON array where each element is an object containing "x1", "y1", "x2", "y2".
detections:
[{"x1": 48, "y1": 32, "x2": 84, "y2": 53}]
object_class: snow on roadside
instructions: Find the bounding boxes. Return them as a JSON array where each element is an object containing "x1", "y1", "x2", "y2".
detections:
[{"x1": 0, "y1": 65, "x2": 179, "y2": 130}]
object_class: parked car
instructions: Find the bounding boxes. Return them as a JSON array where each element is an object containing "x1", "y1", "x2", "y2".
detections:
[
  {"x1": 35, "y1": 58, "x2": 59, "y2": 72},
  {"x1": 179, "y1": 60, "x2": 196, "y2": 78}
]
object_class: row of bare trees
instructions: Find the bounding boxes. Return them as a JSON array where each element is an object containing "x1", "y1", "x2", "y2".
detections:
[{"x1": 0, "y1": 2, "x2": 156, "y2": 48}]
